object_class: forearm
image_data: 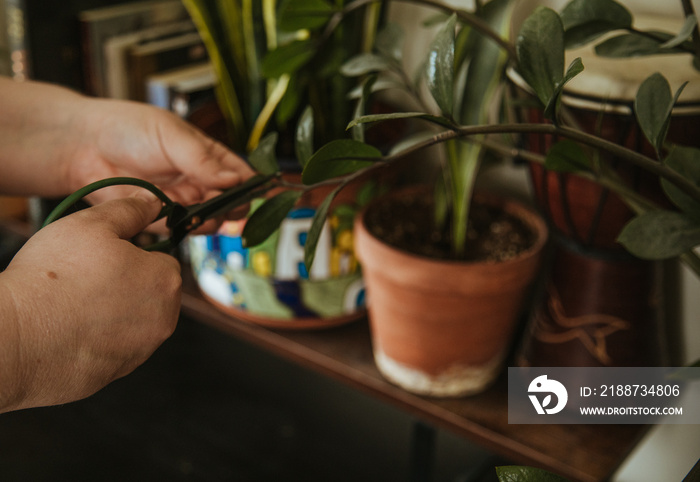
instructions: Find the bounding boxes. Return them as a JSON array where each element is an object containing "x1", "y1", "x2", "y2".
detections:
[{"x1": 0, "y1": 76, "x2": 92, "y2": 197}]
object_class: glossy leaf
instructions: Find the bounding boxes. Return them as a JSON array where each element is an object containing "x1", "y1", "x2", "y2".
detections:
[
  {"x1": 278, "y1": 0, "x2": 336, "y2": 32},
  {"x1": 295, "y1": 105, "x2": 314, "y2": 168},
  {"x1": 661, "y1": 14, "x2": 698, "y2": 49},
  {"x1": 248, "y1": 132, "x2": 279, "y2": 175},
  {"x1": 426, "y1": 14, "x2": 456, "y2": 117},
  {"x1": 459, "y1": 0, "x2": 514, "y2": 125},
  {"x1": 304, "y1": 185, "x2": 341, "y2": 270},
  {"x1": 618, "y1": 211, "x2": 700, "y2": 259},
  {"x1": 516, "y1": 7, "x2": 564, "y2": 109},
  {"x1": 496, "y1": 466, "x2": 570, "y2": 482},
  {"x1": 340, "y1": 53, "x2": 393, "y2": 77},
  {"x1": 634, "y1": 73, "x2": 686, "y2": 154},
  {"x1": 544, "y1": 140, "x2": 590, "y2": 172},
  {"x1": 301, "y1": 139, "x2": 380, "y2": 184},
  {"x1": 261, "y1": 39, "x2": 315, "y2": 78},
  {"x1": 560, "y1": 0, "x2": 632, "y2": 49},
  {"x1": 242, "y1": 190, "x2": 303, "y2": 247},
  {"x1": 544, "y1": 57, "x2": 584, "y2": 121},
  {"x1": 594, "y1": 33, "x2": 670, "y2": 57},
  {"x1": 662, "y1": 145, "x2": 700, "y2": 219}
]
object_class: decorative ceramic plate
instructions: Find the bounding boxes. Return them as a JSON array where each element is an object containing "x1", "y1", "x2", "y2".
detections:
[{"x1": 187, "y1": 198, "x2": 367, "y2": 330}]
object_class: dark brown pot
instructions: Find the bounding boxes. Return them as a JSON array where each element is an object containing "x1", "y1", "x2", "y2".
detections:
[
  {"x1": 354, "y1": 190, "x2": 548, "y2": 397},
  {"x1": 517, "y1": 237, "x2": 668, "y2": 368}
]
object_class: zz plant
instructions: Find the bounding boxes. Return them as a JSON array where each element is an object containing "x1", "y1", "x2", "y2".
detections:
[
  {"x1": 47, "y1": 0, "x2": 700, "y2": 277},
  {"x1": 239, "y1": 0, "x2": 700, "y2": 277}
]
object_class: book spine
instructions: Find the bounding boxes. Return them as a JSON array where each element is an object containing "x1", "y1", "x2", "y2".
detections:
[{"x1": 4, "y1": 0, "x2": 29, "y2": 80}]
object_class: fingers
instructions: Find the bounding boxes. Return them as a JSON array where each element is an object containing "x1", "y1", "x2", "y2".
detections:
[
  {"x1": 78, "y1": 191, "x2": 164, "y2": 241},
  {"x1": 168, "y1": 124, "x2": 256, "y2": 190}
]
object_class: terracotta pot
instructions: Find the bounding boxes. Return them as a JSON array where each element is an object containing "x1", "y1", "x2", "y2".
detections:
[{"x1": 354, "y1": 190, "x2": 548, "y2": 397}]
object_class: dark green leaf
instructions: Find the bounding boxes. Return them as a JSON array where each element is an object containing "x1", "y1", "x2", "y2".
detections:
[
  {"x1": 295, "y1": 106, "x2": 314, "y2": 168},
  {"x1": 248, "y1": 132, "x2": 279, "y2": 175},
  {"x1": 242, "y1": 190, "x2": 303, "y2": 247},
  {"x1": 301, "y1": 139, "x2": 380, "y2": 184},
  {"x1": 376, "y1": 22, "x2": 404, "y2": 62},
  {"x1": 304, "y1": 185, "x2": 341, "y2": 270},
  {"x1": 661, "y1": 14, "x2": 697, "y2": 49},
  {"x1": 426, "y1": 14, "x2": 456, "y2": 117},
  {"x1": 560, "y1": 0, "x2": 632, "y2": 49},
  {"x1": 278, "y1": 0, "x2": 336, "y2": 32},
  {"x1": 562, "y1": 57, "x2": 585, "y2": 84},
  {"x1": 495, "y1": 465, "x2": 570, "y2": 482},
  {"x1": 347, "y1": 112, "x2": 455, "y2": 129},
  {"x1": 544, "y1": 140, "x2": 590, "y2": 172},
  {"x1": 618, "y1": 211, "x2": 700, "y2": 259},
  {"x1": 544, "y1": 57, "x2": 584, "y2": 121},
  {"x1": 458, "y1": 0, "x2": 514, "y2": 125},
  {"x1": 634, "y1": 73, "x2": 681, "y2": 153},
  {"x1": 594, "y1": 33, "x2": 669, "y2": 57},
  {"x1": 261, "y1": 39, "x2": 315, "y2": 78},
  {"x1": 516, "y1": 7, "x2": 565, "y2": 109},
  {"x1": 662, "y1": 145, "x2": 700, "y2": 219},
  {"x1": 340, "y1": 53, "x2": 393, "y2": 77}
]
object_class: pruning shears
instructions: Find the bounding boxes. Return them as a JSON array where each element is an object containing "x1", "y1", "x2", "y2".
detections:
[{"x1": 42, "y1": 173, "x2": 277, "y2": 252}]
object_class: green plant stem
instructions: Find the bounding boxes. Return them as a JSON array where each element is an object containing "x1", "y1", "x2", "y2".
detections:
[{"x1": 390, "y1": 122, "x2": 700, "y2": 206}]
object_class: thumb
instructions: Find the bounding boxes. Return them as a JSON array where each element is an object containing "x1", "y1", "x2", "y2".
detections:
[{"x1": 82, "y1": 190, "x2": 163, "y2": 240}]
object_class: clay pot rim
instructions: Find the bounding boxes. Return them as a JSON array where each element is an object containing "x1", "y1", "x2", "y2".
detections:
[{"x1": 355, "y1": 186, "x2": 548, "y2": 273}]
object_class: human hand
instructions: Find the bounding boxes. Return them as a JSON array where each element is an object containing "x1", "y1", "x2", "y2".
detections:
[
  {"x1": 0, "y1": 192, "x2": 180, "y2": 412},
  {"x1": 68, "y1": 99, "x2": 255, "y2": 207},
  {"x1": 0, "y1": 79, "x2": 253, "y2": 212}
]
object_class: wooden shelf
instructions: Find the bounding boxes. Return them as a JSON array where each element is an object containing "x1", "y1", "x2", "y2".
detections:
[
  {"x1": 0, "y1": 217, "x2": 647, "y2": 481},
  {"x1": 180, "y1": 270, "x2": 648, "y2": 482}
]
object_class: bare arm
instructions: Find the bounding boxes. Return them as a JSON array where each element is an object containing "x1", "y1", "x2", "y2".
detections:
[{"x1": 0, "y1": 76, "x2": 87, "y2": 197}]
